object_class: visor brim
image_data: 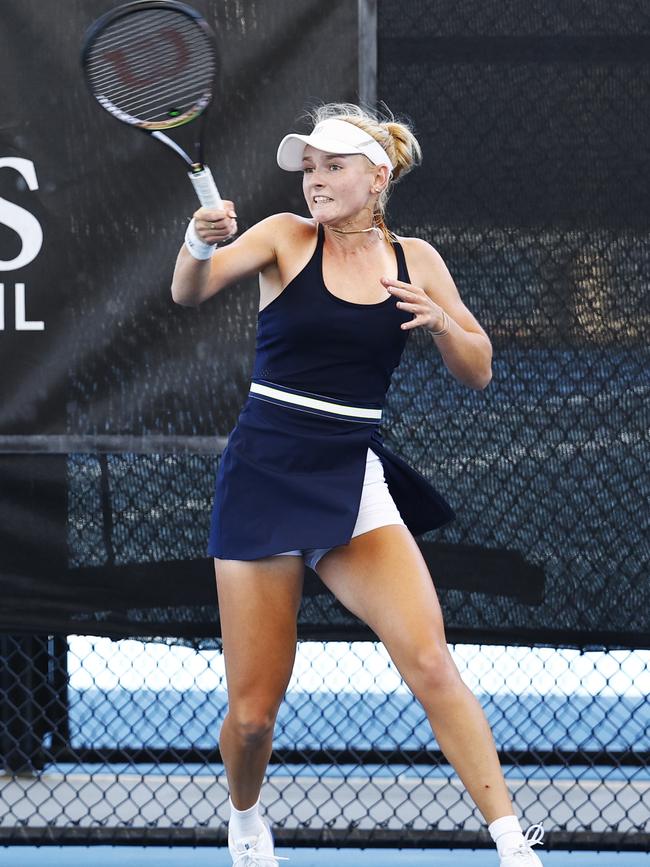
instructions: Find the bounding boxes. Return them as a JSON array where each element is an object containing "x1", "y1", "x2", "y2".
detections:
[{"x1": 276, "y1": 133, "x2": 366, "y2": 171}]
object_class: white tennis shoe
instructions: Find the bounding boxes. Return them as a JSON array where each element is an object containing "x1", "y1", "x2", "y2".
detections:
[
  {"x1": 228, "y1": 815, "x2": 289, "y2": 867},
  {"x1": 499, "y1": 823, "x2": 545, "y2": 865}
]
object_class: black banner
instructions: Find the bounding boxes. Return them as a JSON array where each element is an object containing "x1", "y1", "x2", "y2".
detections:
[{"x1": 1, "y1": 0, "x2": 358, "y2": 444}]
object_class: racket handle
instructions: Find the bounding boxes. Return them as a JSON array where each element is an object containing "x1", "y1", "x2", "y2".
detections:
[{"x1": 188, "y1": 166, "x2": 224, "y2": 209}]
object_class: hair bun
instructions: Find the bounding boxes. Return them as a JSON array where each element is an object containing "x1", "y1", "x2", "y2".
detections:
[{"x1": 382, "y1": 120, "x2": 422, "y2": 181}]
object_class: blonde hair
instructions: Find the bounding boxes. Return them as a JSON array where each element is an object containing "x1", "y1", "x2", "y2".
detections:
[{"x1": 305, "y1": 102, "x2": 422, "y2": 244}]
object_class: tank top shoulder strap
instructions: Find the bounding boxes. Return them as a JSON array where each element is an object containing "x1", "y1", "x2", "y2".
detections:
[
  {"x1": 392, "y1": 238, "x2": 412, "y2": 284},
  {"x1": 290, "y1": 222, "x2": 324, "y2": 286},
  {"x1": 316, "y1": 221, "x2": 325, "y2": 253},
  {"x1": 303, "y1": 222, "x2": 325, "y2": 276}
]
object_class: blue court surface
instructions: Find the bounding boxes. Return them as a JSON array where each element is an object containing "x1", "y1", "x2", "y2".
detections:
[{"x1": 3, "y1": 847, "x2": 648, "y2": 866}]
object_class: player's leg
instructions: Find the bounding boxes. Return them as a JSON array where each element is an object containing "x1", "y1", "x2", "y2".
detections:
[
  {"x1": 315, "y1": 525, "x2": 513, "y2": 818},
  {"x1": 215, "y1": 554, "x2": 304, "y2": 811},
  {"x1": 315, "y1": 526, "x2": 544, "y2": 864}
]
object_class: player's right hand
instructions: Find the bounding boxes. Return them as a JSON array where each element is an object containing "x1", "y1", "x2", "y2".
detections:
[{"x1": 193, "y1": 201, "x2": 238, "y2": 244}]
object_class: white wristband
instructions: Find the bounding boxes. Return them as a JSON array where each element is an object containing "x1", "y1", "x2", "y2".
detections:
[{"x1": 184, "y1": 218, "x2": 217, "y2": 260}]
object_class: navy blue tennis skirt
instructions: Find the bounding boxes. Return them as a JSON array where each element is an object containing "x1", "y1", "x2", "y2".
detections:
[{"x1": 207, "y1": 380, "x2": 455, "y2": 561}]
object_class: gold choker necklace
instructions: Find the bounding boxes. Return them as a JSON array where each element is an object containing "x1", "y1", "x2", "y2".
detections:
[{"x1": 328, "y1": 225, "x2": 377, "y2": 235}]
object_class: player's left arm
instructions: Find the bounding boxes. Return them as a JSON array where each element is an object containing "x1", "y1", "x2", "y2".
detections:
[{"x1": 384, "y1": 237, "x2": 493, "y2": 390}]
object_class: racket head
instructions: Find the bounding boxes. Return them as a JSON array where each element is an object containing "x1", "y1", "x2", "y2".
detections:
[{"x1": 81, "y1": 0, "x2": 218, "y2": 132}]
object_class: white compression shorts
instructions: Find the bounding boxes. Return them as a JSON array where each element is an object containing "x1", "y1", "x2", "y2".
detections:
[{"x1": 273, "y1": 447, "x2": 406, "y2": 572}]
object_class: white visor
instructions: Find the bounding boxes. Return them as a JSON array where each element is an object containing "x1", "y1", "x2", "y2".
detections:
[{"x1": 276, "y1": 118, "x2": 394, "y2": 172}]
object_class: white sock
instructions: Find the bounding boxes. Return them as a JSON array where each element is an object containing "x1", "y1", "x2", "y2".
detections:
[
  {"x1": 228, "y1": 793, "x2": 265, "y2": 840},
  {"x1": 488, "y1": 814, "x2": 526, "y2": 857}
]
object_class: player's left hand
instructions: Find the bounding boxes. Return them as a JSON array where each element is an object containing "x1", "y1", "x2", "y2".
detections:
[{"x1": 381, "y1": 276, "x2": 447, "y2": 333}]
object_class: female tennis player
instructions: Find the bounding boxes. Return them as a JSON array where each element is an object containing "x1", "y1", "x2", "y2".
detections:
[{"x1": 171, "y1": 103, "x2": 545, "y2": 867}]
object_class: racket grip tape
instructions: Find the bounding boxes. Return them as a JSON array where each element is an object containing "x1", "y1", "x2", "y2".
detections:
[{"x1": 188, "y1": 166, "x2": 224, "y2": 208}]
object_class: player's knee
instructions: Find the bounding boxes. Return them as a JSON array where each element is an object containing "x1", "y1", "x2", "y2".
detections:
[
  {"x1": 407, "y1": 643, "x2": 460, "y2": 693},
  {"x1": 227, "y1": 705, "x2": 278, "y2": 744}
]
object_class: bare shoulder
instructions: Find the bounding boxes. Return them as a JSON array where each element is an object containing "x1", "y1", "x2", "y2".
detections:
[
  {"x1": 267, "y1": 214, "x2": 317, "y2": 272},
  {"x1": 223, "y1": 212, "x2": 314, "y2": 277},
  {"x1": 255, "y1": 212, "x2": 315, "y2": 247},
  {"x1": 395, "y1": 235, "x2": 445, "y2": 269},
  {"x1": 393, "y1": 234, "x2": 451, "y2": 291},
  {"x1": 257, "y1": 214, "x2": 317, "y2": 308}
]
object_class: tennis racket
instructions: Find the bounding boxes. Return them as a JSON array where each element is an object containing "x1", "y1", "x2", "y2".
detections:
[{"x1": 81, "y1": 0, "x2": 223, "y2": 208}]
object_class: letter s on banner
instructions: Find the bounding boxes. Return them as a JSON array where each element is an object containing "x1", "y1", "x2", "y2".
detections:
[{"x1": 0, "y1": 157, "x2": 43, "y2": 271}]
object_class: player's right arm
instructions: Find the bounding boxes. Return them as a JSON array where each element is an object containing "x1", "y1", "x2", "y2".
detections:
[{"x1": 171, "y1": 210, "x2": 293, "y2": 308}]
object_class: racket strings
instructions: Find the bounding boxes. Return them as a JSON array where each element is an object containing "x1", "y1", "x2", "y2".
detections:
[
  {"x1": 87, "y1": 44, "x2": 213, "y2": 118},
  {"x1": 86, "y1": 12, "x2": 214, "y2": 82},
  {"x1": 88, "y1": 22, "x2": 212, "y2": 93},
  {"x1": 84, "y1": 9, "x2": 215, "y2": 127},
  {"x1": 102, "y1": 68, "x2": 211, "y2": 121}
]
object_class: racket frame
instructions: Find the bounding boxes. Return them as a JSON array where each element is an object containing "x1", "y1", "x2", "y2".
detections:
[{"x1": 80, "y1": 0, "x2": 223, "y2": 206}]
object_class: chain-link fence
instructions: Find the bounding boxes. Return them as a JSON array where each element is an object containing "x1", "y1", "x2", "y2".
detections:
[
  {"x1": 1, "y1": 635, "x2": 649, "y2": 849},
  {"x1": 376, "y1": 0, "x2": 650, "y2": 646}
]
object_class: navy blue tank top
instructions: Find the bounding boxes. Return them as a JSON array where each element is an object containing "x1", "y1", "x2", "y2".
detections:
[
  {"x1": 208, "y1": 222, "x2": 457, "y2": 561},
  {"x1": 252, "y1": 223, "x2": 413, "y2": 405}
]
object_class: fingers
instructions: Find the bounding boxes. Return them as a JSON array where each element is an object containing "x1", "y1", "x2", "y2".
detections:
[
  {"x1": 193, "y1": 201, "x2": 238, "y2": 243},
  {"x1": 194, "y1": 200, "x2": 237, "y2": 221},
  {"x1": 381, "y1": 275, "x2": 440, "y2": 333},
  {"x1": 382, "y1": 277, "x2": 425, "y2": 300},
  {"x1": 380, "y1": 276, "x2": 415, "y2": 291}
]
